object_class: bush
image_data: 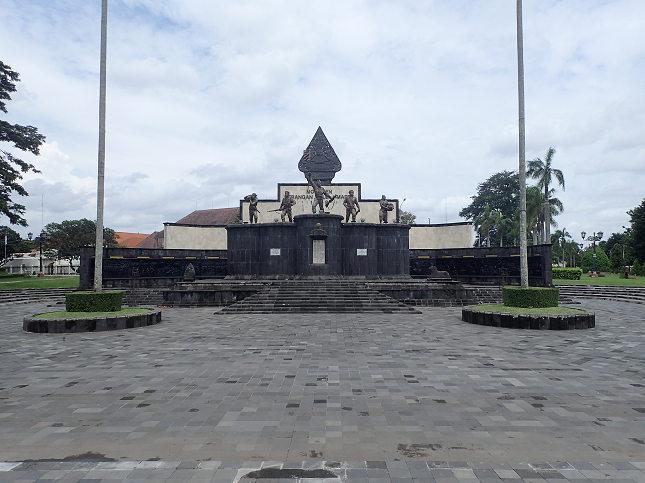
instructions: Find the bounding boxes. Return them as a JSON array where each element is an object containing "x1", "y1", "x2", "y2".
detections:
[
  {"x1": 502, "y1": 286, "x2": 559, "y2": 308},
  {"x1": 552, "y1": 267, "x2": 582, "y2": 280},
  {"x1": 632, "y1": 259, "x2": 643, "y2": 277},
  {"x1": 66, "y1": 291, "x2": 123, "y2": 312}
]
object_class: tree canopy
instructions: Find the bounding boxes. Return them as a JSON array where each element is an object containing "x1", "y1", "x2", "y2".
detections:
[
  {"x1": 399, "y1": 210, "x2": 416, "y2": 225},
  {"x1": 627, "y1": 199, "x2": 645, "y2": 265},
  {"x1": 44, "y1": 219, "x2": 117, "y2": 268},
  {"x1": 1, "y1": 225, "x2": 33, "y2": 260},
  {"x1": 1, "y1": 61, "x2": 45, "y2": 226},
  {"x1": 527, "y1": 147, "x2": 565, "y2": 244},
  {"x1": 459, "y1": 170, "x2": 519, "y2": 247}
]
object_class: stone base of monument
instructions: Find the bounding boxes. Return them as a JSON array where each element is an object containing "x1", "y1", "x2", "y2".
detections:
[{"x1": 163, "y1": 279, "x2": 475, "y2": 312}]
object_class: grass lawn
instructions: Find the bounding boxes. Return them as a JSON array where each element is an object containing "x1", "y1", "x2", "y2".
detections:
[
  {"x1": 35, "y1": 307, "x2": 152, "y2": 318},
  {"x1": 553, "y1": 272, "x2": 645, "y2": 287},
  {"x1": 0, "y1": 275, "x2": 80, "y2": 290},
  {"x1": 469, "y1": 304, "x2": 587, "y2": 315}
]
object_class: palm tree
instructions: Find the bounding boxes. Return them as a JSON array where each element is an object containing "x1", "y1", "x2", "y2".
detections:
[
  {"x1": 491, "y1": 211, "x2": 514, "y2": 247},
  {"x1": 552, "y1": 228, "x2": 571, "y2": 266},
  {"x1": 527, "y1": 147, "x2": 565, "y2": 245},
  {"x1": 525, "y1": 186, "x2": 543, "y2": 245}
]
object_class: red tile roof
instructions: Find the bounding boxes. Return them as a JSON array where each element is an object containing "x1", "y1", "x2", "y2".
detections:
[
  {"x1": 115, "y1": 232, "x2": 150, "y2": 248},
  {"x1": 135, "y1": 230, "x2": 164, "y2": 249},
  {"x1": 175, "y1": 208, "x2": 239, "y2": 226}
]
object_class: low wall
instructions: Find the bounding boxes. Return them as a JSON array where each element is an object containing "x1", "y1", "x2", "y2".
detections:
[
  {"x1": 79, "y1": 247, "x2": 227, "y2": 290},
  {"x1": 410, "y1": 244, "x2": 552, "y2": 286}
]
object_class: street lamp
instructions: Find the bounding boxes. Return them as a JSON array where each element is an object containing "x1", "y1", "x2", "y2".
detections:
[
  {"x1": 397, "y1": 198, "x2": 406, "y2": 223},
  {"x1": 581, "y1": 231, "x2": 603, "y2": 276},
  {"x1": 35, "y1": 230, "x2": 49, "y2": 276}
]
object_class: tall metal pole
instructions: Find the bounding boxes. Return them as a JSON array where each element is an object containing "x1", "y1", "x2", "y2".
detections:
[
  {"x1": 93, "y1": 0, "x2": 108, "y2": 293},
  {"x1": 516, "y1": 0, "x2": 529, "y2": 289},
  {"x1": 592, "y1": 236, "x2": 597, "y2": 275}
]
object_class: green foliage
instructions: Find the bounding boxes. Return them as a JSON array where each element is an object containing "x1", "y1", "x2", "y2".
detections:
[
  {"x1": 460, "y1": 170, "x2": 519, "y2": 247},
  {"x1": 609, "y1": 244, "x2": 626, "y2": 273},
  {"x1": 1, "y1": 225, "x2": 33, "y2": 258},
  {"x1": 1, "y1": 61, "x2": 44, "y2": 226},
  {"x1": 580, "y1": 247, "x2": 610, "y2": 273},
  {"x1": 628, "y1": 199, "x2": 645, "y2": 265},
  {"x1": 469, "y1": 304, "x2": 585, "y2": 315},
  {"x1": 632, "y1": 259, "x2": 643, "y2": 277},
  {"x1": 552, "y1": 267, "x2": 582, "y2": 280},
  {"x1": 66, "y1": 290, "x2": 123, "y2": 312},
  {"x1": 399, "y1": 210, "x2": 416, "y2": 224},
  {"x1": 45, "y1": 219, "x2": 117, "y2": 268},
  {"x1": 502, "y1": 286, "x2": 559, "y2": 308}
]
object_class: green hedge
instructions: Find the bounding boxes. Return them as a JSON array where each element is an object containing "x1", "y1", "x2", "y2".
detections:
[
  {"x1": 66, "y1": 291, "x2": 123, "y2": 312},
  {"x1": 552, "y1": 267, "x2": 583, "y2": 280},
  {"x1": 502, "y1": 286, "x2": 559, "y2": 308}
]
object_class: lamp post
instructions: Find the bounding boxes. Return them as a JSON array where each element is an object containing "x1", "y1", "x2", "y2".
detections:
[
  {"x1": 397, "y1": 198, "x2": 406, "y2": 223},
  {"x1": 581, "y1": 231, "x2": 603, "y2": 276}
]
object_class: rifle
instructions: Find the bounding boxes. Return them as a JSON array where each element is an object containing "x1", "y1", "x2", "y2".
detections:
[{"x1": 267, "y1": 208, "x2": 283, "y2": 212}]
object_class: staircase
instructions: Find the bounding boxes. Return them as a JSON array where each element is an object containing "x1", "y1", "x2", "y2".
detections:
[
  {"x1": 217, "y1": 280, "x2": 422, "y2": 314},
  {"x1": 0, "y1": 288, "x2": 70, "y2": 306},
  {"x1": 557, "y1": 285, "x2": 645, "y2": 305},
  {"x1": 463, "y1": 285, "x2": 503, "y2": 304}
]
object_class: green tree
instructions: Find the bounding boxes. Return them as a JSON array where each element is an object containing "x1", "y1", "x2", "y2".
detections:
[
  {"x1": 399, "y1": 210, "x2": 416, "y2": 225},
  {"x1": 44, "y1": 219, "x2": 117, "y2": 271},
  {"x1": 491, "y1": 211, "x2": 514, "y2": 247},
  {"x1": 609, "y1": 244, "x2": 626, "y2": 273},
  {"x1": 551, "y1": 228, "x2": 571, "y2": 266},
  {"x1": 1, "y1": 61, "x2": 45, "y2": 226},
  {"x1": 631, "y1": 259, "x2": 642, "y2": 277},
  {"x1": 474, "y1": 204, "x2": 496, "y2": 247},
  {"x1": 527, "y1": 147, "x2": 565, "y2": 245},
  {"x1": 460, "y1": 170, "x2": 519, "y2": 247},
  {"x1": 627, "y1": 199, "x2": 645, "y2": 265},
  {"x1": 580, "y1": 246, "x2": 610, "y2": 273},
  {"x1": 1, "y1": 225, "x2": 33, "y2": 260}
]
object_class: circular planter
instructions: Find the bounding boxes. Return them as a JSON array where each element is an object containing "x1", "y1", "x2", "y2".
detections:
[
  {"x1": 461, "y1": 307, "x2": 594, "y2": 330},
  {"x1": 23, "y1": 309, "x2": 162, "y2": 334}
]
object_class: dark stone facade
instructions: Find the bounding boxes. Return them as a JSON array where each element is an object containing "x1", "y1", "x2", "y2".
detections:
[
  {"x1": 226, "y1": 214, "x2": 410, "y2": 279},
  {"x1": 410, "y1": 245, "x2": 552, "y2": 286},
  {"x1": 79, "y1": 247, "x2": 227, "y2": 290}
]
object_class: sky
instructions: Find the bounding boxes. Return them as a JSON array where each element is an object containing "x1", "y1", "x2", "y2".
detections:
[{"x1": 2, "y1": 0, "x2": 644, "y2": 247}]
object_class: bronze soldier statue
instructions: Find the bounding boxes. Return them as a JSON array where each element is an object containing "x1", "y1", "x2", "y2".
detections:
[
  {"x1": 343, "y1": 189, "x2": 360, "y2": 223},
  {"x1": 306, "y1": 172, "x2": 333, "y2": 214},
  {"x1": 244, "y1": 193, "x2": 259, "y2": 223},
  {"x1": 379, "y1": 195, "x2": 393, "y2": 224},
  {"x1": 280, "y1": 190, "x2": 297, "y2": 222}
]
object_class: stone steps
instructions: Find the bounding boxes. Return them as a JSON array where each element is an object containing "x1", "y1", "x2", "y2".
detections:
[
  {"x1": 557, "y1": 285, "x2": 645, "y2": 304},
  {"x1": 218, "y1": 281, "x2": 422, "y2": 314},
  {"x1": 0, "y1": 287, "x2": 70, "y2": 306}
]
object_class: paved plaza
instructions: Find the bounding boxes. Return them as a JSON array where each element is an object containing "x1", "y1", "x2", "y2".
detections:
[{"x1": 1, "y1": 298, "x2": 644, "y2": 482}]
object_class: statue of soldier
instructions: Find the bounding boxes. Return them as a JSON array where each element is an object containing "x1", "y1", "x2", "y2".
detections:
[
  {"x1": 379, "y1": 195, "x2": 393, "y2": 224},
  {"x1": 306, "y1": 172, "x2": 333, "y2": 214},
  {"x1": 280, "y1": 190, "x2": 297, "y2": 222},
  {"x1": 343, "y1": 189, "x2": 360, "y2": 223},
  {"x1": 244, "y1": 193, "x2": 259, "y2": 223}
]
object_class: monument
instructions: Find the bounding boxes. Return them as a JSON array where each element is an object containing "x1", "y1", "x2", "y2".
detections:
[{"x1": 225, "y1": 127, "x2": 413, "y2": 279}]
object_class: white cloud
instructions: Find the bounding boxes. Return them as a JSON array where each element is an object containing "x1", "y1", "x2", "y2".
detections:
[{"x1": 1, "y1": 0, "x2": 644, "y2": 241}]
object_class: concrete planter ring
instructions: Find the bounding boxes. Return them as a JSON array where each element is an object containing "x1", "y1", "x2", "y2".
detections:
[
  {"x1": 23, "y1": 309, "x2": 162, "y2": 334},
  {"x1": 461, "y1": 307, "x2": 595, "y2": 330}
]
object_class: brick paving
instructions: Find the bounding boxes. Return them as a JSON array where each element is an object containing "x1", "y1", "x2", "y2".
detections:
[{"x1": 1, "y1": 298, "x2": 644, "y2": 481}]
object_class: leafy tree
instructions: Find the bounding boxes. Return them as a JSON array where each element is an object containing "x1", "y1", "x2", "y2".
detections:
[
  {"x1": 44, "y1": 219, "x2": 117, "y2": 271},
  {"x1": 580, "y1": 246, "x2": 610, "y2": 273},
  {"x1": 1, "y1": 61, "x2": 45, "y2": 226},
  {"x1": 399, "y1": 210, "x2": 416, "y2": 225},
  {"x1": 551, "y1": 228, "x2": 571, "y2": 266},
  {"x1": 527, "y1": 147, "x2": 565, "y2": 245},
  {"x1": 474, "y1": 204, "x2": 496, "y2": 247},
  {"x1": 491, "y1": 211, "x2": 513, "y2": 247},
  {"x1": 460, "y1": 170, "x2": 519, "y2": 247},
  {"x1": 631, "y1": 259, "x2": 642, "y2": 277},
  {"x1": 627, "y1": 199, "x2": 645, "y2": 265},
  {"x1": 1, "y1": 225, "x2": 33, "y2": 260},
  {"x1": 609, "y1": 244, "x2": 626, "y2": 273}
]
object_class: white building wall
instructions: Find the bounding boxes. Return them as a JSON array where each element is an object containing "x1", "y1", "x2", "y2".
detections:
[{"x1": 164, "y1": 225, "x2": 228, "y2": 250}]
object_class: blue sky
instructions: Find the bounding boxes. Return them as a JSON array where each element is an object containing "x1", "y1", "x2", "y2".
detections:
[{"x1": 2, "y1": 0, "x2": 644, "y2": 245}]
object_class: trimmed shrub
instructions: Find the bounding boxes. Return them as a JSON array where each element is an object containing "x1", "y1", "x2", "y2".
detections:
[
  {"x1": 66, "y1": 291, "x2": 123, "y2": 312},
  {"x1": 632, "y1": 259, "x2": 643, "y2": 277},
  {"x1": 552, "y1": 267, "x2": 582, "y2": 280},
  {"x1": 502, "y1": 286, "x2": 559, "y2": 308}
]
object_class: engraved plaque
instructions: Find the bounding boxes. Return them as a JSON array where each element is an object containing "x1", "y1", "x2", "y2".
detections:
[
  {"x1": 357, "y1": 248, "x2": 367, "y2": 256},
  {"x1": 312, "y1": 239, "x2": 325, "y2": 264},
  {"x1": 270, "y1": 248, "x2": 281, "y2": 256}
]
